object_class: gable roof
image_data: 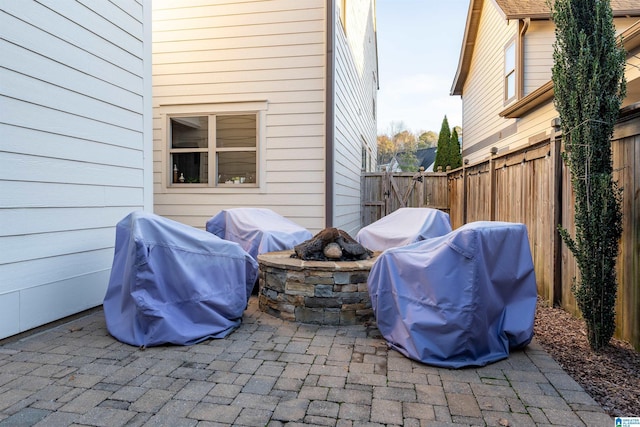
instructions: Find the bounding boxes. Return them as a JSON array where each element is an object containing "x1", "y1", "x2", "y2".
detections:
[
  {"x1": 494, "y1": 0, "x2": 640, "y2": 20},
  {"x1": 416, "y1": 147, "x2": 437, "y2": 171},
  {"x1": 451, "y1": 0, "x2": 640, "y2": 95}
]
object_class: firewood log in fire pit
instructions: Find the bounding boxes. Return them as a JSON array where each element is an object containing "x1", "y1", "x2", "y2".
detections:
[{"x1": 291, "y1": 227, "x2": 373, "y2": 261}]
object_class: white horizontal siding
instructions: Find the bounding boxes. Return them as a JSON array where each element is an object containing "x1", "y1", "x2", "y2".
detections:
[
  {"x1": 1, "y1": 125, "x2": 143, "y2": 169},
  {"x1": 19, "y1": 270, "x2": 112, "y2": 331},
  {"x1": 0, "y1": 248, "x2": 113, "y2": 300},
  {"x1": 0, "y1": 206, "x2": 137, "y2": 236},
  {"x1": 0, "y1": 1, "x2": 151, "y2": 339},
  {"x1": 333, "y1": 0, "x2": 378, "y2": 235},
  {"x1": 1, "y1": 7, "x2": 142, "y2": 93},
  {"x1": 152, "y1": 0, "x2": 327, "y2": 233},
  {"x1": 2, "y1": 181, "x2": 144, "y2": 208}
]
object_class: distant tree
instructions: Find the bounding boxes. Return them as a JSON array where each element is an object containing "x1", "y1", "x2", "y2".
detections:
[
  {"x1": 387, "y1": 120, "x2": 408, "y2": 139},
  {"x1": 433, "y1": 116, "x2": 451, "y2": 171},
  {"x1": 417, "y1": 130, "x2": 438, "y2": 148},
  {"x1": 551, "y1": 0, "x2": 625, "y2": 350},
  {"x1": 393, "y1": 130, "x2": 418, "y2": 171},
  {"x1": 450, "y1": 128, "x2": 462, "y2": 169},
  {"x1": 397, "y1": 151, "x2": 419, "y2": 172},
  {"x1": 393, "y1": 130, "x2": 417, "y2": 152},
  {"x1": 376, "y1": 134, "x2": 394, "y2": 165}
]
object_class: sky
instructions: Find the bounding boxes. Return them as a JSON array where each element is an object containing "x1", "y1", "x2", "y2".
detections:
[{"x1": 375, "y1": 0, "x2": 470, "y2": 136}]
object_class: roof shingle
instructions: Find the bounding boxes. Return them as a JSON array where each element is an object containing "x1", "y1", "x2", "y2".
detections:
[{"x1": 494, "y1": 0, "x2": 640, "y2": 20}]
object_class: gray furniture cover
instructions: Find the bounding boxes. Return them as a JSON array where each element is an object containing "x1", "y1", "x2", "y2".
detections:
[
  {"x1": 355, "y1": 207, "x2": 452, "y2": 251},
  {"x1": 206, "y1": 208, "x2": 312, "y2": 260},
  {"x1": 367, "y1": 221, "x2": 537, "y2": 368},
  {"x1": 103, "y1": 211, "x2": 259, "y2": 347}
]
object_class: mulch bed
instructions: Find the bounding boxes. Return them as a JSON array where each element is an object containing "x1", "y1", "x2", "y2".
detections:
[{"x1": 534, "y1": 299, "x2": 640, "y2": 417}]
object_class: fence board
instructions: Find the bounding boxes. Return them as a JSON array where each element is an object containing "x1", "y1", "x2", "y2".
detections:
[
  {"x1": 363, "y1": 121, "x2": 639, "y2": 348},
  {"x1": 612, "y1": 133, "x2": 639, "y2": 346},
  {"x1": 361, "y1": 171, "x2": 448, "y2": 225},
  {"x1": 448, "y1": 170, "x2": 465, "y2": 229},
  {"x1": 465, "y1": 162, "x2": 491, "y2": 223},
  {"x1": 444, "y1": 123, "x2": 639, "y2": 349}
]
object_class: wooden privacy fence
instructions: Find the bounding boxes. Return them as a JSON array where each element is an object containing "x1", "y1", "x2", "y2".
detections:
[
  {"x1": 361, "y1": 171, "x2": 449, "y2": 225},
  {"x1": 447, "y1": 117, "x2": 639, "y2": 350}
]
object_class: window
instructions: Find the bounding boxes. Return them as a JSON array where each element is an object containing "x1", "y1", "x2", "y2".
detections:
[
  {"x1": 504, "y1": 41, "x2": 516, "y2": 102},
  {"x1": 169, "y1": 113, "x2": 257, "y2": 187}
]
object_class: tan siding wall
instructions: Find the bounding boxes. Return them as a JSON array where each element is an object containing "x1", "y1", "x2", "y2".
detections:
[
  {"x1": 152, "y1": 0, "x2": 327, "y2": 232},
  {"x1": 524, "y1": 18, "x2": 635, "y2": 97},
  {"x1": 523, "y1": 20, "x2": 555, "y2": 95},
  {"x1": 333, "y1": 0, "x2": 378, "y2": 235},
  {"x1": 499, "y1": 102, "x2": 558, "y2": 152},
  {"x1": 462, "y1": 11, "x2": 639, "y2": 166},
  {"x1": 461, "y1": 1, "x2": 518, "y2": 164}
]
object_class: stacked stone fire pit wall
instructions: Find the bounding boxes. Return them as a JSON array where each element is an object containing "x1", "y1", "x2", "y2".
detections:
[{"x1": 257, "y1": 250, "x2": 378, "y2": 325}]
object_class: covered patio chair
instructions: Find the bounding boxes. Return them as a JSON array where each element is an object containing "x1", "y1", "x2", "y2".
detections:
[
  {"x1": 206, "y1": 208, "x2": 312, "y2": 260},
  {"x1": 355, "y1": 207, "x2": 452, "y2": 251},
  {"x1": 103, "y1": 211, "x2": 258, "y2": 347},
  {"x1": 367, "y1": 221, "x2": 537, "y2": 368}
]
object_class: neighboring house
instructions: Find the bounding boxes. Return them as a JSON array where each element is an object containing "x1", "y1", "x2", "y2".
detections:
[
  {"x1": 451, "y1": 0, "x2": 640, "y2": 164},
  {"x1": 0, "y1": 1, "x2": 152, "y2": 340},
  {"x1": 151, "y1": 0, "x2": 378, "y2": 236},
  {"x1": 377, "y1": 147, "x2": 436, "y2": 173},
  {"x1": 377, "y1": 156, "x2": 401, "y2": 172},
  {"x1": 380, "y1": 147, "x2": 436, "y2": 173},
  {"x1": 416, "y1": 147, "x2": 437, "y2": 172}
]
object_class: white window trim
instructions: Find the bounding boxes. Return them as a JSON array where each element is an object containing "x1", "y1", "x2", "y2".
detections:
[
  {"x1": 159, "y1": 101, "x2": 268, "y2": 194},
  {"x1": 504, "y1": 39, "x2": 517, "y2": 103}
]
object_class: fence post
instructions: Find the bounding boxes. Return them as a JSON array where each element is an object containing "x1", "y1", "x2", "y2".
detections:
[
  {"x1": 489, "y1": 147, "x2": 498, "y2": 220},
  {"x1": 418, "y1": 167, "x2": 425, "y2": 206},
  {"x1": 383, "y1": 169, "x2": 390, "y2": 216},
  {"x1": 462, "y1": 163, "x2": 468, "y2": 225},
  {"x1": 550, "y1": 119, "x2": 563, "y2": 305}
]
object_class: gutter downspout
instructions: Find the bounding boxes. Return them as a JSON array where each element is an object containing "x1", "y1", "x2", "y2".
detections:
[
  {"x1": 325, "y1": 0, "x2": 335, "y2": 227},
  {"x1": 518, "y1": 18, "x2": 530, "y2": 99}
]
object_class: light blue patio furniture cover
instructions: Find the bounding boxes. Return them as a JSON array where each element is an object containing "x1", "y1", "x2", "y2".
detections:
[
  {"x1": 355, "y1": 207, "x2": 452, "y2": 251},
  {"x1": 103, "y1": 211, "x2": 259, "y2": 347},
  {"x1": 206, "y1": 208, "x2": 312, "y2": 260},
  {"x1": 368, "y1": 221, "x2": 537, "y2": 368}
]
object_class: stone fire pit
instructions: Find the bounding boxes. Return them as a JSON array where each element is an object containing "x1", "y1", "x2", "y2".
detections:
[
  {"x1": 257, "y1": 250, "x2": 378, "y2": 325},
  {"x1": 257, "y1": 227, "x2": 378, "y2": 325}
]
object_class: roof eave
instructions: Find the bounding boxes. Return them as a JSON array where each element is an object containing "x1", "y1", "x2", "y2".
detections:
[
  {"x1": 503, "y1": 9, "x2": 640, "y2": 20},
  {"x1": 499, "y1": 81, "x2": 554, "y2": 118},
  {"x1": 451, "y1": 0, "x2": 483, "y2": 96}
]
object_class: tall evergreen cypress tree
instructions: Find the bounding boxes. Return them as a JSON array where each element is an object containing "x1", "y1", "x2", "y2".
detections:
[
  {"x1": 433, "y1": 116, "x2": 451, "y2": 171},
  {"x1": 551, "y1": 0, "x2": 625, "y2": 350},
  {"x1": 450, "y1": 128, "x2": 462, "y2": 169}
]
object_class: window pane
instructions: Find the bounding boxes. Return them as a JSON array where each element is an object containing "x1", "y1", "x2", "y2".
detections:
[
  {"x1": 216, "y1": 115, "x2": 256, "y2": 148},
  {"x1": 172, "y1": 152, "x2": 208, "y2": 184},
  {"x1": 505, "y1": 43, "x2": 515, "y2": 73},
  {"x1": 171, "y1": 117, "x2": 208, "y2": 148},
  {"x1": 506, "y1": 72, "x2": 516, "y2": 100},
  {"x1": 217, "y1": 151, "x2": 256, "y2": 184}
]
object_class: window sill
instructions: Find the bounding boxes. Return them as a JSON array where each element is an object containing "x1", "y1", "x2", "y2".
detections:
[{"x1": 165, "y1": 184, "x2": 261, "y2": 193}]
